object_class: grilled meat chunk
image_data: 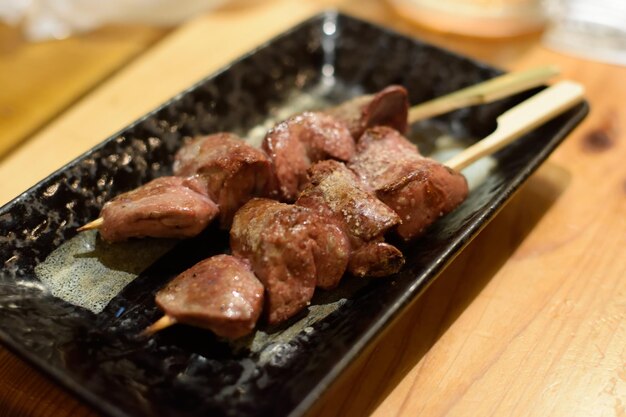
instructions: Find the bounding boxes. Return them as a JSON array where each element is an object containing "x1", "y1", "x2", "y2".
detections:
[
  {"x1": 349, "y1": 126, "x2": 468, "y2": 241},
  {"x1": 231, "y1": 198, "x2": 349, "y2": 324},
  {"x1": 262, "y1": 111, "x2": 355, "y2": 202},
  {"x1": 296, "y1": 160, "x2": 404, "y2": 277},
  {"x1": 99, "y1": 176, "x2": 218, "y2": 243},
  {"x1": 173, "y1": 133, "x2": 273, "y2": 227},
  {"x1": 155, "y1": 255, "x2": 264, "y2": 339},
  {"x1": 348, "y1": 241, "x2": 406, "y2": 278},
  {"x1": 308, "y1": 220, "x2": 351, "y2": 290},
  {"x1": 325, "y1": 85, "x2": 409, "y2": 140}
]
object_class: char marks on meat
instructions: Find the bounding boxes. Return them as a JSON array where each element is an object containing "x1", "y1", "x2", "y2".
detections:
[
  {"x1": 230, "y1": 198, "x2": 349, "y2": 324},
  {"x1": 100, "y1": 176, "x2": 219, "y2": 243},
  {"x1": 262, "y1": 111, "x2": 355, "y2": 202},
  {"x1": 296, "y1": 160, "x2": 404, "y2": 277},
  {"x1": 155, "y1": 255, "x2": 264, "y2": 339},
  {"x1": 173, "y1": 133, "x2": 273, "y2": 227},
  {"x1": 349, "y1": 126, "x2": 468, "y2": 241},
  {"x1": 325, "y1": 85, "x2": 409, "y2": 140}
]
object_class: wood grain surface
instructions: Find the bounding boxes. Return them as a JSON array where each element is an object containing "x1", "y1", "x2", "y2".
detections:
[
  {"x1": 1, "y1": 0, "x2": 625, "y2": 416},
  {"x1": 0, "y1": 23, "x2": 167, "y2": 158}
]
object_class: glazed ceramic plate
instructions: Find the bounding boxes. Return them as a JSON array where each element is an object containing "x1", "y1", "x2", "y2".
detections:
[{"x1": 0, "y1": 11, "x2": 587, "y2": 417}]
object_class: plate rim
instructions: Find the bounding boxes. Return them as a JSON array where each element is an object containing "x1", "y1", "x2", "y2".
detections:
[{"x1": 0, "y1": 10, "x2": 590, "y2": 417}]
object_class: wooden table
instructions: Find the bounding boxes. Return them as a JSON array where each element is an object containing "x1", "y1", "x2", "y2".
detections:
[{"x1": 1, "y1": 0, "x2": 624, "y2": 416}]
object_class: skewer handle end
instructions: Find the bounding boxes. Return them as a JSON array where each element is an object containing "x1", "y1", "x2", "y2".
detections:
[{"x1": 445, "y1": 80, "x2": 585, "y2": 172}]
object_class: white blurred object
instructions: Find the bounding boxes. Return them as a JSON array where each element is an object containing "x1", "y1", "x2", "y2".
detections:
[
  {"x1": 543, "y1": 0, "x2": 626, "y2": 66},
  {"x1": 0, "y1": 0, "x2": 229, "y2": 41},
  {"x1": 386, "y1": 0, "x2": 546, "y2": 38}
]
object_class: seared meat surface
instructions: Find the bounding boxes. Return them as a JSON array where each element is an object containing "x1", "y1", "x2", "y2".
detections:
[
  {"x1": 262, "y1": 111, "x2": 355, "y2": 202},
  {"x1": 155, "y1": 255, "x2": 264, "y2": 339},
  {"x1": 173, "y1": 133, "x2": 273, "y2": 227},
  {"x1": 349, "y1": 127, "x2": 468, "y2": 240},
  {"x1": 348, "y1": 241, "x2": 406, "y2": 278},
  {"x1": 307, "y1": 220, "x2": 351, "y2": 289},
  {"x1": 325, "y1": 85, "x2": 409, "y2": 140},
  {"x1": 296, "y1": 160, "x2": 404, "y2": 277},
  {"x1": 231, "y1": 198, "x2": 349, "y2": 324},
  {"x1": 100, "y1": 176, "x2": 219, "y2": 243}
]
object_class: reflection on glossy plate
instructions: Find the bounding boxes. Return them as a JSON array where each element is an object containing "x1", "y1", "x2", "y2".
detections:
[{"x1": 0, "y1": 11, "x2": 587, "y2": 417}]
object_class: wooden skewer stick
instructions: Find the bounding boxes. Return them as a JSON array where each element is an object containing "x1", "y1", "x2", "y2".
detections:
[
  {"x1": 445, "y1": 80, "x2": 585, "y2": 172},
  {"x1": 141, "y1": 315, "x2": 178, "y2": 336},
  {"x1": 76, "y1": 217, "x2": 104, "y2": 232},
  {"x1": 76, "y1": 69, "x2": 567, "y2": 234},
  {"x1": 409, "y1": 65, "x2": 560, "y2": 124}
]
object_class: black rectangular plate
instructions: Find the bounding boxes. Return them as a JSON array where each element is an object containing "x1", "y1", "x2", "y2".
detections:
[{"x1": 0, "y1": 11, "x2": 587, "y2": 417}]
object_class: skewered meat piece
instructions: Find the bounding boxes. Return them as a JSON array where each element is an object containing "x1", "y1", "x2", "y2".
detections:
[
  {"x1": 85, "y1": 87, "x2": 408, "y2": 239},
  {"x1": 348, "y1": 241, "x2": 406, "y2": 278},
  {"x1": 296, "y1": 160, "x2": 404, "y2": 277},
  {"x1": 262, "y1": 111, "x2": 355, "y2": 202},
  {"x1": 99, "y1": 176, "x2": 219, "y2": 243},
  {"x1": 325, "y1": 85, "x2": 409, "y2": 140},
  {"x1": 173, "y1": 133, "x2": 273, "y2": 227},
  {"x1": 349, "y1": 126, "x2": 468, "y2": 241},
  {"x1": 155, "y1": 255, "x2": 264, "y2": 339},
  {"x1": 230, "y1": 198, "x2": 350, "y2": 324},
  {"x1": 307, "y1": 220, "x2": 352, "y2": 290}
]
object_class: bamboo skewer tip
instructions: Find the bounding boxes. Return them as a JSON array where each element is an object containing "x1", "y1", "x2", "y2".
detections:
[
  {"x1": 77, "y1": 217, "x2": 104, "y2": 232},
  {"x1": 141, "y1": 315, "x2": 177, "y2": 337}
]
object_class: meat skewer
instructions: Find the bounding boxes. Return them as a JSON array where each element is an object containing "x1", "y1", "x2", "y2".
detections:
[
  {"x1": 262, "y1": 66, "x2": 558, "y2": 203},
  {"x1": 143, "y1": 255, "x2": 264, "y2": 339},
  {"x1": 79, "y1": 133, "x2": 272, "y2": 242},
  {"x1": 79, "y1": 66, "x2": 558, "y2": 237},
  {"x1": 317, "y1": 66, "x2": 560, "y2": 137},
  {"x1": 78, "y1": 94, "x2": 399, "y2": 238},
  {"x1": 77, "y1": 176, "x2": 219, "y2": 242},
  {"x1": 144, "y1": 198, "x2": 351, "y2": 336},
  {"x1": 80, "y1": 85, "x2": 409, "y2": 236},
  {"x1": 141, "y1": 81, "x2": 584, "y2": 338},
  {"x1": 144, "y1": 161, "x2": 403, "y2": 335},
  {"x1": 144, "y1": 163, "x2": 405, "y2": 335}
]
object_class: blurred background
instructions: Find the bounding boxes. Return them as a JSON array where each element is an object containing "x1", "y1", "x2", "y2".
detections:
[{"x1": 0, "y1": 0, "x2": 624, "y2": 160}]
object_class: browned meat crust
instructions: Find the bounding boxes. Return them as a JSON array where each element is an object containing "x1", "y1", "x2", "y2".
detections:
[
  {"x1": 100, "y1": 176, "x2": 219, "y2": 242},
  {"x1": 262, "y1": 111, "x2": 355, "y2": 202},
  {"x1": 155, "y1": 255, "x2": 264, "y2": 339},
  {"x1": 296, "y1": 160, "x2": 404, "y2": 277},
  {"x1": 173, "y1": 133, "x2": 273, "y2": 227},
  {"x1": 348, "y1": 241, "x2": 405, "y2": 278},
  {"x1": 349, "y1": 127, "x2": 468, "y2": 241},
  {"x1": 325, "y1": 85, "x2": 409, "y2": 139},
  {"x1": 230, "y1": 198, "x2": 349, "y2": 324}
]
